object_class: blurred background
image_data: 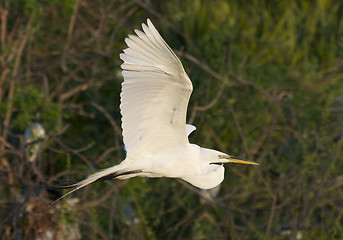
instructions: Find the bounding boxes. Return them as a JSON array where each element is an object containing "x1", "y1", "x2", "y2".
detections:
[{"x1": 1, "y1": 0, "x2": 343, "y2": 239}]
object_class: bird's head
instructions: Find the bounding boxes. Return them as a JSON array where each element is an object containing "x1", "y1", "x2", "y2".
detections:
[{"x1": 186, "y1": 148, "x2": 259, "y2": 190}]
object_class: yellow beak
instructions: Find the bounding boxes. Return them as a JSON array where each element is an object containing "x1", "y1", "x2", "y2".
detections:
[{"x1": 217, "y1": 155, "x2": 259, "y2": 165}]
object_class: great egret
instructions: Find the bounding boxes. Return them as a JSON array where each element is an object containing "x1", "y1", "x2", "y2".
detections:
[
  {"x1": 24, "y1": 121, "x2": 45, "y2": 163},
  {"x1": 57, "y1": 19, "x2": 258, "y2": 200}
]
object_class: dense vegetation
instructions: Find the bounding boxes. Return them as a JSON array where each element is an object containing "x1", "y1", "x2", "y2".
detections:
[{"x1": 1, "y1": 0, "x2": 343, "y2": 239}]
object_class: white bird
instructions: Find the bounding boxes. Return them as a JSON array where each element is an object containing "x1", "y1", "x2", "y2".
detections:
[{"x1": 56, "y1": 19, "x2": 258, "y2": 200}]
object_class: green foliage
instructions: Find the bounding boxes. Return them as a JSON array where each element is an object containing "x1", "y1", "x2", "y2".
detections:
[
  {"x1": 9, "y1": 0, "x2": 43, "y2": 20},
  {"x1": 7, "y1": 87, "x2": 61, "y2": 132}
]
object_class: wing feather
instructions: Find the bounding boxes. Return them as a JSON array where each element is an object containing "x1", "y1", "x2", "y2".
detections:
[{"x1": 120, "y1": 19, "x2": 193, "y2": 158}]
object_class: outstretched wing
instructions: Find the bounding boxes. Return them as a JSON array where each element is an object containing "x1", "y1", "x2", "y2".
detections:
[{"x1": 120, "y1": 19, "x2": 193, "y2": 158}]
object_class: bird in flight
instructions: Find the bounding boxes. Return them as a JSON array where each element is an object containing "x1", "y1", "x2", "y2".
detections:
[{"x1": 57, "y1": 19, "x2": 258, "y2": 200}]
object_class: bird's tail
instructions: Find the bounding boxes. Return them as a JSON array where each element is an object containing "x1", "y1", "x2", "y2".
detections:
[{"x1": 50, "y1": 165, "x2": 141, "y2": 206}]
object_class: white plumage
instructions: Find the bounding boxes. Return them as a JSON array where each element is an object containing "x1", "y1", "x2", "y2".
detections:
[
  {"x1": 120, "y1": 20, "x2": 193, "y2": 158},
  {"x1": 56, "y1": 19, "x2": 258, "y2": 202}
]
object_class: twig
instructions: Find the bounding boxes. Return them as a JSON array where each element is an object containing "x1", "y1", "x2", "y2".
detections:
[
  {"x1": 52, "y1": 136, "x2": 93, "y2": 170},
  {"x1": 61, "y1": 0, "x2": 81, "y2": 72},
  {"x1": 79, "y1": 183, "x2": 117, "y2": 209},
  {"x1": 265, "y1": 195, "x2": 277, "y2": 236},
  {"x1": 59, "y1": 82, "x2": 92, "y2": 102},
  {"x1": 95, "y1": 146, "x2": 118, "y2": 165},
  {"x1": 2, "y1": 16, "x2": 33, "y2": 145},
  {"x1": 0, "y1": 4, "x2": 8, "y2": 49},
  {"x1": 133, "y1": 0, "x2": 203, "y2": 57},
  {"x1": 229, "y1": 104, "x2": 251, "y2": 159},
  {"x1": 90, "y1": 101, "x2": 122, "y2": 137},
  {"x1": 178, "y1": 52, "x2": 230, "y2": 84}
]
